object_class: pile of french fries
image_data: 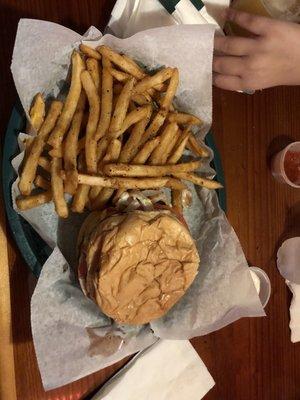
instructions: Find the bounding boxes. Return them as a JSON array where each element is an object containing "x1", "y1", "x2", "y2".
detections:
[{"x1": 17, "y1": 44, "x2": 222, "y2": 218}]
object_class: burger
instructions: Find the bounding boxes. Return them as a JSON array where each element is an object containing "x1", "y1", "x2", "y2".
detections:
[{"x1": 77, "y1": 204, "x2": 199, "y2": 325}]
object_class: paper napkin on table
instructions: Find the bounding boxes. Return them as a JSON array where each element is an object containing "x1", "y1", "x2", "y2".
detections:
[
  {"x1": 92, "y1": 340, "x2": 215, "y2": 400},
  {"x1": 107, "y1": 0, "x2": 230, "y2": 38},
  {"x1": 277, "y1": 237, "x2": 300, "y2": 343}
]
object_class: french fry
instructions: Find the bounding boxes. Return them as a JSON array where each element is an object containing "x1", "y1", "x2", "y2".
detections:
[
  {"x1": 92, "y1": 139, "x2": 122, "y2": 209},
  {"x1": 104, "y1": 160, "x2": 201, "y2": 177},
  {"x1": 160, "y1": 68, "x2": 179, "y2": 110},
  {"x1": 51, "y1": 157, "x2": 68, "y2": 218},
  {"x1": 16, "y1": 191, "x2": 52, "y2": 211},
  {"x1": 95, "y1": 57, "x2": 113, "y2": 141},
  {"x1": 86, "y1": 58, "x2": 100, "y2": 90},
  {"x1": 172, "y1": 190, "x2": 183, "y2": 213},
  {"x1": 140, "y1": 109, "x2": 168, "y2": 145},
  {"x1": 160, "y1": 128, "x2": 180, "y2": 164},
  {"x1": 71, "y1": 184, "x2": 90, "y2": 213},
  {"x1": 81, "y1": 70, "x2": 100, "y2": 173},
  {"x1": 165, "y1": 178, "x2": 187, "y2": 190},
  {"x1": 167, "y1": 127, "x2": 190, "y2": 164},
  {"x1": 174, "y1": 172, "x2": 223, "y2": 189},
  {"x1": 167, "y1": 112, "x2": 202, "y2": 126},
  {"x1": 19, "y1": 101, "x2": 63, "y2": 195},
  {"x1": 112, "y1": 105, "x2": 151, "y2": 138},
  {"x1": 131, "y1": 93, "x2": 151, "y2": 106},
  {"x1": 96, "y1": 137, "x2": 110, "y2": 162},
  {"x1": 149, "y1": 122, "x2": 178, "y2": 165},
  {"x1": 109, "y1": 68, "x2": 130, "y2": 82},
  {"x1": 108, "y1": 77, "x2": 135, "y2": 135},
  {"x1": 98, "y1": 46, "x2": 145, "y2": 79},
  {"x1": 122, "y1": 54, "x2": 146, "y2": 79},
  {"x1": 79, "y1": 44, "x2": 101, "y2": 60},
  {"x1": 64, "y1": 91, "x2": 86, "y2": 194},
  {"x1": 118, "y1": 105, "x2": 152, "y2": 163},
  {"x1": 78, "y1": 174, "x2": 168, "y2": 189},
  {"x1": 132, "y1": 137, "x2": 160, "y2": 164},
  {"x1": 90, "y1": 139, "x2": 122, "y2": 201},
  {"x1": 27, "y1": 93, "x2": 45, "y2": 134},
  {"x1": 187, "y1": 134, "x2": 209, "y2": 158},
  {"x1": 48, "y1": 51, "x2": 85, "y2": 149},
  {"x1": 34, "y1": 175, "x2": 50, "y2": 190},
  {"x1": 38, "y1": 156, "x2": 51, "y2": 172},
  {"x1": 134, "y1": 68, "x2": 173, "y2": 94}
]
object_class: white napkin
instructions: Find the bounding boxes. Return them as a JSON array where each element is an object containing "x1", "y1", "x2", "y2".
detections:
[
  {"x1": 277, "y1": 237, "x2": 300, "y2": 343},
  {"x1": 108, "y1": 0, "x2": 229, "y2": 38},
  {"x1": 92, "y1": 340, "x2": 215, "y2": 400}
]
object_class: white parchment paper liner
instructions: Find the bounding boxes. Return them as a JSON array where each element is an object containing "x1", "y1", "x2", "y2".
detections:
[{"x1": 11, "y1": 19, "x2": 265, "y2": 389}]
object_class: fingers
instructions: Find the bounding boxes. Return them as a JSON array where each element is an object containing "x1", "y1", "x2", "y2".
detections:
[
  {"x1": 213, "y1": 56, "x2": 245, "y2": 76},
  {"x1": 225, "y1": 7, "x2": 271, "y2": 36},
  {"x1": 214, "y1": 35, "x2": 256, "y2": 56},
  {"x1": 213, "y1": 73, "x2": 244, "y2": 91}
]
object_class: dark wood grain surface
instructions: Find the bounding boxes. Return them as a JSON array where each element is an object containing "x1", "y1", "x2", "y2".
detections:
[{"x1": 1, "y1": 1, "x2": 300, "y2": 399}]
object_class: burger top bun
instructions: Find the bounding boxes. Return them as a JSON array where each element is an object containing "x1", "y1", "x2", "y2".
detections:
[{"x1": 79, "y1": 210, "x2": 199, "y2": 325}]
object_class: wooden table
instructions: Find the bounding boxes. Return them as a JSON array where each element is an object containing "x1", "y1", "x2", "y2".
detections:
[{"x1": 1, "y1": 1, "x2": 300, "y2": 399}]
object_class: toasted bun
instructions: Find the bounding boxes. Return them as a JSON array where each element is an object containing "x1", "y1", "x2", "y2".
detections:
[{"x1": 79, "y1": 210, "x2": 199, "y2": 325}]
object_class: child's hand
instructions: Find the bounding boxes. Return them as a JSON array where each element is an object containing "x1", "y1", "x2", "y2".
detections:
[{"x1": 213, "y1": 8, "x2": 300, "y2": 91}]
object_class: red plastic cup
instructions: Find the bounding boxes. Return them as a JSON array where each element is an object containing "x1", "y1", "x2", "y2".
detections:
[{"x1": 271, "y1": 142, "x2": 300, "y2": 188}]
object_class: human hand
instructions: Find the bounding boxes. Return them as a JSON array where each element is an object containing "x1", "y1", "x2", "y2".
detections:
[{"x1": 213, "y1": 8, "x2": 300, "y2": 91}]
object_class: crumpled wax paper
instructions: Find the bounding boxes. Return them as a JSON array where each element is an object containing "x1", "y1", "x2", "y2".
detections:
[{"x1": 11, "y1": 19, "x2": 265, "y2": 389}]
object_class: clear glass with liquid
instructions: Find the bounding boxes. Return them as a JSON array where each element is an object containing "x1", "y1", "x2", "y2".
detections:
[{"x1": 227, "y1": 0, "x2": 300, "y2": 36}]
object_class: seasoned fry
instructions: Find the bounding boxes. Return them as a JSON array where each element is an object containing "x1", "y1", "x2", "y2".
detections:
[
  {"x1": 165, "y1": 178, "x2": 187, "y2": 190},
  {"x1": 174, "y1": 172, "x2": 223, "y2": 189},
  {"x1": 90, "y1": 139, "x2": 122, "y2": 201},
  {"x1": 131, "y1": 93, "x2": 151, "y2": 106},
  {"x1": 19, "y1": 101, "x2": 63, "y2": 195},
  {"x1": 78, "y1": 174, "x2": 168, "y2": 189},
  {"x1": 167, "y1": 128, "x2": 190, "y2": 164},
  {"x1": 96, "y1": 137, "x2": 110, "y2": 162},
  {"x1": 118, "y1": 105, "x2": 152, "y2": 163},
  {"x1": 79, "y1": 44, "x2": 101, "y2": 60},
  {"x1": 38, "y1": 156, "x2": 51, "y2": 172},
  {"x1": 160, "y1": 68, "x2": 179, "y2": 110},
  {"x1": 95, "y1": 57, "x2": 113, "y2": 141},
  {"x1": 140, "y1": 109, "x2": 168, "y2": 145},
  {"x1": 64, "y1": 91, "x2": 86, "y2": 194},
  {"x1": 98, "y1": 46, "x2": 145, "y2": 79},
  {"x1": 71, "y1": 184, "x2": 90, "y2": 213},
  {"x1": 112, "y1": 105, "x2": 151, "y2": 138},
  {"x1": 134, "y1": 68, "x2": 173, "y2": 94},
  {"x1": 51, "y1": 157, "x2": 68, "y2": 218},
  {"x1": 48, "y1": 51, "x2": 85, "y2": 149},
  {"x1": 160, "y1": 128, "x2": 180, "y2": 164},
  {"x1": 86, "y1": 58, "x2": 100, "y2": 90},
  {"x1": 108, "y1": 77, "x2": 135, "y2": 135},
  {"x1": 16, "y1": 191, "x2": 52, "y2": 210},
  {"x1": 27, "y1": 93, "x2": 45, "y2": 134},
  {"x1": 92, "y1": 139, "x2": 122, "y2": 209},
  {"x1": 167, "y1": 112, "x2": 202, "y2": 126},
  {"x1": 172, "y1": 190, "x2": 182, "y2": 213},
  {"x1": 34, "y1": 175, "x2": 50, "y2": 190},
  {"x1": 104, "y1": 160, "x2": 201, "y2": 177},
  {"x1": 187, "y1": 134, "x2": 209, "y2": 158},
  {"x1": 81, "y1": 70, "x2": 100, "y2": 173},
  {"x1": 149, "y1": 122, "x2": 178, "y2": 165},
  {"x1": 122, "y1": 54, "x2": 146, "y2": 78},
  {"x1": 109, "y1": 68, "x2": 130, "y2": 82},
  {"x1": 132, "y1": 137, "x2": 160, "y2": 164}
]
